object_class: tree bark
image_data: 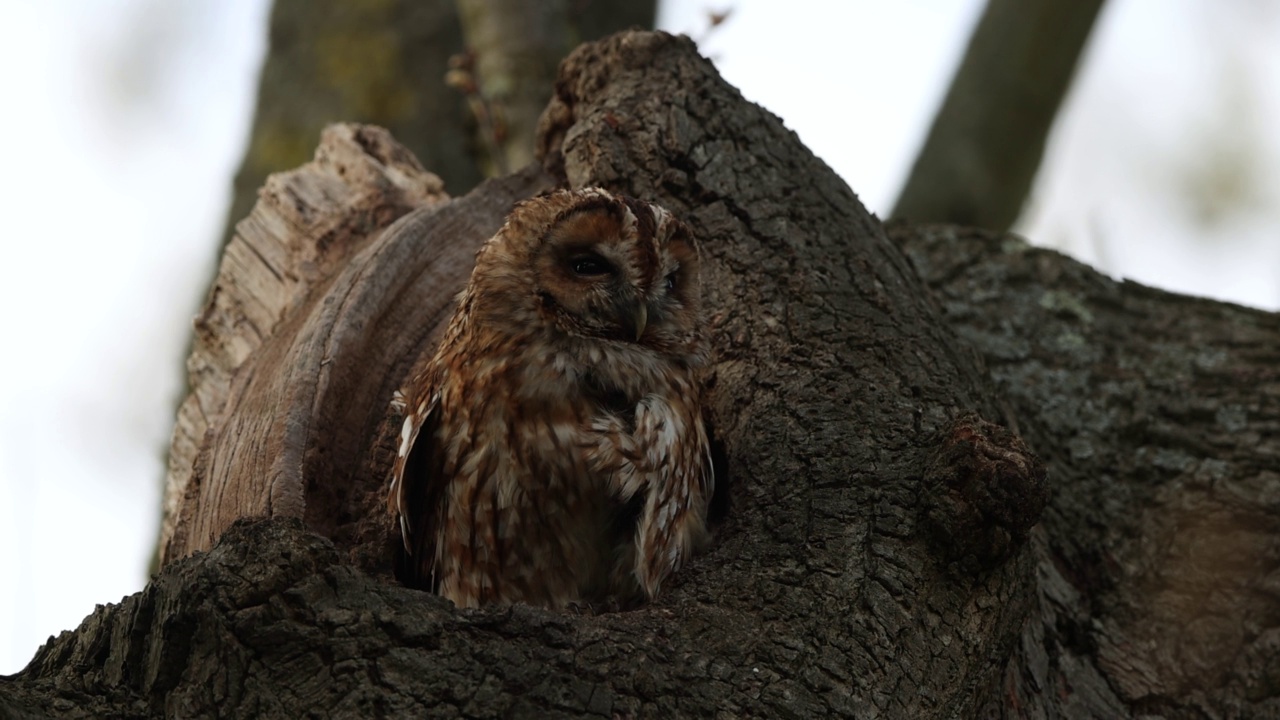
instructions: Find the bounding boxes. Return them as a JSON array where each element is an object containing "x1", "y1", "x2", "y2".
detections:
[
  {"x1": 5, "y1": 31, "x2": 1277, "y2": 719},
  {"x1": 892, "y1": 0, "x2": 1107, "y2": 231},
  {"x1": 894, "y1": 223, "x2": 1280, "y2": 718}
]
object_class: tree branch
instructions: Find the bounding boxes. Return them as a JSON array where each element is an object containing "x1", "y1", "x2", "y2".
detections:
[{"x1": 892, "y1": 0, "x2": 1107, "y2": 231}]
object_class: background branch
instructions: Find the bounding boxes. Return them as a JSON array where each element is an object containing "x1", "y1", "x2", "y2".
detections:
[{"x1": 892, "y1": 0, "x2": 1107, "y2": 231}]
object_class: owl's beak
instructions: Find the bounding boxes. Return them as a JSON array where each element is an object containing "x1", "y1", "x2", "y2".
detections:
[
  {"x1": 615, "y1": 298, "x2": 648, "y2": 341},
  {"x1": 632, "y1": 304, "x2": 648, "y2": 341}
]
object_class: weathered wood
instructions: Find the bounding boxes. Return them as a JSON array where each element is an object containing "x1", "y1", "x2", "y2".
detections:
[{"x1": 161, "y1": 124, "x2": 450, "y2": 565}]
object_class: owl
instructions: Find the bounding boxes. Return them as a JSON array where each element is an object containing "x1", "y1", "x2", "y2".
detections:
[{"x1": 388, "y1": 188, "x2": 714, "y2": 609}]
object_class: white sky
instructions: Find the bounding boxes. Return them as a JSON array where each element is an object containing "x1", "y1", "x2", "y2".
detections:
[{"x1": 1, "y1": 0, "x2": 1278, "y2": 674}]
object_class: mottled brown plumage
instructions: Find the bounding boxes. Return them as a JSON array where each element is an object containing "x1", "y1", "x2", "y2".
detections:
[{"x1": 389, "y1": 188, "x2": 713, "y2": 608}]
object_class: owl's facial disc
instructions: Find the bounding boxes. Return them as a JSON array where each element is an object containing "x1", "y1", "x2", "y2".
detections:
[{"x1": 532, "y1": 204, "x2": 654, "y2": 343}]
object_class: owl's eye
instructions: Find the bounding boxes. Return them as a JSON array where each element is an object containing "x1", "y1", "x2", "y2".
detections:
[
  {"x1": 664, "y1": 272, "x2": 678, "y2": 293},
  {"x1": 569, "y1": 254, "x2": 614, "y2": 277}
]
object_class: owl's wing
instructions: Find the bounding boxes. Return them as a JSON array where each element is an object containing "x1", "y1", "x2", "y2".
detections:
[
  {"x1": 699, "y1": 413, "x2": 715, "y2": 513},
  {"x1": 389, "y1": 385, "x2": 445, "y2": 589},
  {"x1": 626, "y1": 395, "x2": 714, "y2": 599}
]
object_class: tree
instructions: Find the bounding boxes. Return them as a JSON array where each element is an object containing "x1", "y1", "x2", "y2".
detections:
[{"x1": 4, "y1": 31, "x2": 1277, "y2": 719}]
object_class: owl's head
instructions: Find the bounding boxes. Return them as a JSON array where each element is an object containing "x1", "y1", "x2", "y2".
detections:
[{"x1": 474, "y1": 188, "x2": 705, "y2": 361}]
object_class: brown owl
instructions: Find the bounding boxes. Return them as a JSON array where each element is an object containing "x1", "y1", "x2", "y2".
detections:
[{"x1": 389, "y1": 188, "x2": 714, "y2": 609}]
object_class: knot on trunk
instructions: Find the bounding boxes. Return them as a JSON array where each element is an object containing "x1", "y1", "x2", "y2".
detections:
[{"x1": 921, "y1": 412, "x2": 1048, "y2": 569}]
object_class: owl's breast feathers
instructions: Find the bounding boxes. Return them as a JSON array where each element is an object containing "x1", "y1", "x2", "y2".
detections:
[{"x1": 392, "y1": 323, "x2": 710, "y2": 608}]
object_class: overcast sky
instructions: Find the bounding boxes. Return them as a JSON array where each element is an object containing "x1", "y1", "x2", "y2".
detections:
[{"x1": 1, "y1": 0, "x2": 1277, "y2": 674}]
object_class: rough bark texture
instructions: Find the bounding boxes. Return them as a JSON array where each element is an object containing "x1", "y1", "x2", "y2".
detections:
[
  {"x1": 4, "y1": 31, "x2": 1275, "y2": 719},
  {"x1": 895, "y1": 224, "x2": 1280, "y2": 719},
  {"x1": 892, "y1": 0, "x2": 1107, "y2": 231}
]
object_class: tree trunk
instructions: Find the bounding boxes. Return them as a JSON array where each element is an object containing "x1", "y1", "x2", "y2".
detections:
[
  {"x1": 5, "y1": 31, "x2": 1276, "y2": 719},
  {"x1": 454, "y1": 0, "x2": 571, "y2": 175}
]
